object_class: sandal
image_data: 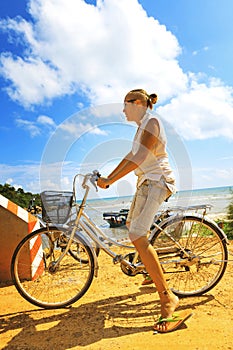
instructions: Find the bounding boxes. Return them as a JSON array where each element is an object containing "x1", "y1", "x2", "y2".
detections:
[
  {"x1": 141, "y1": 275, "x2": 153, "y2": 285},
  {"x1": 154, "y1": 310, "x2": 192, "y2": 333}
]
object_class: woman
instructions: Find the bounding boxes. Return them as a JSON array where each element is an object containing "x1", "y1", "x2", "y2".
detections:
[{"x1": 97, "y1": 89, "x2": 190, "y2": 333}]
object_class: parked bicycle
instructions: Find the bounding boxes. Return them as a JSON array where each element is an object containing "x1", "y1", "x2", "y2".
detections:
[{"x1": 11, "y1": 170, "x2": 229, "y2": 309}]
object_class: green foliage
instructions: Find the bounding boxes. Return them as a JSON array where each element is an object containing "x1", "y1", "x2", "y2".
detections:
[
  {"x1": 225, "y1": 188, "x2": 233, "y2": 240},
  {"x1": 0, "y1": 183, "x2": 41, "y2": 210}
]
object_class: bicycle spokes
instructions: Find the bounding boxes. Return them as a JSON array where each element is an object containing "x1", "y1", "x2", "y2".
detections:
[{"x1": 151, "y1": 216, "x2": 228, "y2": 297}]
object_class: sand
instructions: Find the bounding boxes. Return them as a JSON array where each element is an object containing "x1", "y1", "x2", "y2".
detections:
[{"x1": 1, "y1": 241, "x2": 233, "y2": 350}]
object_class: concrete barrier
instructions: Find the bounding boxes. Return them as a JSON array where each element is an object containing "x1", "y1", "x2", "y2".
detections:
[{"x1": 0, "y1": 194, "x2": 40, "y2": 282}]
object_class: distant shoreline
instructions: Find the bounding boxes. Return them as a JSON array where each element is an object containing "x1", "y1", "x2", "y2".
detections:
[{"x1": 83, "y1": 185, "x2": 233, "y2": 203}]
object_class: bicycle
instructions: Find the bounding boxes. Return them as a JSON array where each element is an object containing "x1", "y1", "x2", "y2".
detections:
[{"x1": 11, "y1": 170, "x2": 229, "y2": 309}]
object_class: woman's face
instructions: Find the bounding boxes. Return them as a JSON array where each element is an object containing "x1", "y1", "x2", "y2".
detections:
[{"x1": 123, "y1": 98, "x2": 146, "y2": 123}]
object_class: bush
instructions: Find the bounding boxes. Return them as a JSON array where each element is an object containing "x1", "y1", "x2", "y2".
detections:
[{"x1": 225, "y1": 189, "x2": 233, "y2": 240}]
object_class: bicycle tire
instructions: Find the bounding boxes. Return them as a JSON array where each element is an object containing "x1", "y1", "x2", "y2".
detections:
[
  {"x1": 11, "y1": 226, "x2": 95, "y2": 309},
  {"x1": 150, "y1": 215, "x2": 228, "y2": 297}
]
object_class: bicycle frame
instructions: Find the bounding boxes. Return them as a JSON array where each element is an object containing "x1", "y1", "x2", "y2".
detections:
[
  {"x1": 58, "y1": 172, "x2": 199, "y2": 273},
  {"x1": 49, "y1": 171, "x2": 229, "y2": 276}
]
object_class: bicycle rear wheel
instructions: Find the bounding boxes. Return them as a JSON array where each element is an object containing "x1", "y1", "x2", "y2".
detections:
[
  {"x1": 11, "y1": 226, "x2": 95, "y2": 309},
  {"x1": 150, "y1": 215, "x2": 228, "y2": 297}
]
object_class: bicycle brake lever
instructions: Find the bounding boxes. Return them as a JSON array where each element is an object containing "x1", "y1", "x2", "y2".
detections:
[
  {"x1": 90, "y1": 170, "x2": 101, "y2": 192},
  {"x1": 92, "y1": 170, "x2": 109, "y2": 189},
  {"x1": 90, "y1": 177, "x2": 98, "y2": 191}
]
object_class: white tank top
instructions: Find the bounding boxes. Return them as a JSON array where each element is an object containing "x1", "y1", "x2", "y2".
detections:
[{"x1": 132, "y1": 113, "x2": 176, "y2": 188}]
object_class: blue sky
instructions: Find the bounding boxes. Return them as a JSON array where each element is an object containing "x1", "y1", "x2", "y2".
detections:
[{"x1": 0, "y1": 0, "x2": 233, "y2": 197}]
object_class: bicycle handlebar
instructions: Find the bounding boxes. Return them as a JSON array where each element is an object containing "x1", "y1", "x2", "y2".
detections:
[
  {"x1": 73, "y1": 170, "x2": 109, "y2": 197},
  {"x1": 80, "y1": 170, "x2": 100, "y2": 190}
]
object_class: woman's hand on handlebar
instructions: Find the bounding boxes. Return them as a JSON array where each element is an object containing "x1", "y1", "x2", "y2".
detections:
[{"x1": 97, "y1": 177, "x2": 111, "y2": 189}]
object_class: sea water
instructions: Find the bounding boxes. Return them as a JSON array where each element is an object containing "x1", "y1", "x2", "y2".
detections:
[
  {"x1": 168, "y1": 186, "x2": 232, "y2": 214},
  {"x1": 82, "y1": 185, "x2": 232, "y2": 240}
]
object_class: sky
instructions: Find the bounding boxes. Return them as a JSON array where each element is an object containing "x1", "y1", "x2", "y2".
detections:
[{"x1": 0, "y1": 0, "x2": 233, "y2": 198}]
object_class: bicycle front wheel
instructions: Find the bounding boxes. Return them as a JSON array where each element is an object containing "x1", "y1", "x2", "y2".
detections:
[
  {"x1": 11, "y1": 226, "x2": 95, "y2": 309},
  {"x1": 150, "y1": 215, "x2": 228, "y2": 297}
]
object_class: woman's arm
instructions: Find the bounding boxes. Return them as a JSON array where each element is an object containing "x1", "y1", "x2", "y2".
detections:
[
  {"x1": 97, "y1": 151, "x2": 135, "y2": 188},
  {"x1": 97, "y1": 118, "x2": 159, "y2": 188},
  {"x1": 107, "y1": 151, "x2": 133, "y2": 179}
]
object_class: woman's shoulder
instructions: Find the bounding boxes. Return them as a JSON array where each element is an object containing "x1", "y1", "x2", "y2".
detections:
[
  {"x1": 141, "y1": 113, "x2": 161, "y2": 129},
  {"x1": 142, "y1": 113, "x2": 167, "y2": 140},
  {"x1": 142, "y1": 112, "x2": 161, "y2": 123}
]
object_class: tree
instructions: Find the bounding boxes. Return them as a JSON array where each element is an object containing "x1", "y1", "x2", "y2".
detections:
[{"x1": 0, "y1": 183, "x2": 41, "y2": 210}]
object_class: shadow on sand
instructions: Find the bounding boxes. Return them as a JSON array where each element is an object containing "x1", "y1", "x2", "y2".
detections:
[{"x1": 1, "y1": 287, "x2": 215, "y2": 350}]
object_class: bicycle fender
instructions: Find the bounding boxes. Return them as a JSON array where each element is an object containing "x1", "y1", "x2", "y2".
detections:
[{"x1": 149, "y1": 213, "x2": 229, "y2": 245}]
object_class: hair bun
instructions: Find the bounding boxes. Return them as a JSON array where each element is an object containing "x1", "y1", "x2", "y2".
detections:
[{"x1": 149, "y1": 93, "x2": 158, "y2": 104}]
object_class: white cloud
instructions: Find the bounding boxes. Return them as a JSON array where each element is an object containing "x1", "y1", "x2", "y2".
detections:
[
  {"x1": 218, "y1": 156, "x2": 233, "y2": 161},
  {"x1": 157, "y1": 75, "x2": 233, "y2": 140},
  {"x1": 192, "y1": 46, "x2": 209, "y2": 56},
  {"x1": 0, "y1": 0, "x2": 186, "y2": 107},
  {"x1": 5, "y1": 178, "x2": 13, "y2": 185},
  {"x1": 60, "y1": 121, "x2": 108, "y2": 138},
  {"x1": 0, "y1": 54, "x2": 73, "y2": 107},
  {"x1": 16, "y1": 118, "x2": 41, "y2": 137},
  {"x1": 192, "y1": 166, "x2": 233, "y2": 189},
  {"x1": 215, "y1": 168, "x2": 233, "y2": 180},
  {"x1": 1, "y1": 161, "x2": 78, "y2": 193},
  {"x1": 0, "y1": 0, "x2": 233, "y2": 141},
  {"x1": 1, "y1": 162, "x2": 41, "y2": 192},
  {"x1": 16, "y1": 114, "x2": 56, "y2": 137},
  {"x1": 37, "y1": 115, "x2": 56, "y2": 126}
]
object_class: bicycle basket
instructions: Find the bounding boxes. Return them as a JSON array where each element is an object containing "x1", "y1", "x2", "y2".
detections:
[{"x1": 41, "y1": 191, "x2": 73, "y2": 224}]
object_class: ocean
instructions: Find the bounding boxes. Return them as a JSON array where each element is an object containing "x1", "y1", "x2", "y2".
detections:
[{"x1": 82, "y1": 185, "x2": 233, "y2": 240}]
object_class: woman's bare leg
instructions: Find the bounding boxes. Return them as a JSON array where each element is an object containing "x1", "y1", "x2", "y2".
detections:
[{"x1": 131, "y1": 235, "x2": 179, "y2": 331}]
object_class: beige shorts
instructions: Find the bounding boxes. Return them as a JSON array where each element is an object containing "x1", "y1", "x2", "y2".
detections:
[{"x1": 127, "y1": 177, "x2": 174, "y2": 241}]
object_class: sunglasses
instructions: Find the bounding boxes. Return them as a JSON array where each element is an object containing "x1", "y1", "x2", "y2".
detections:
[{"x1": 124, "y1": 99, "x2": 137, "y2": 107}]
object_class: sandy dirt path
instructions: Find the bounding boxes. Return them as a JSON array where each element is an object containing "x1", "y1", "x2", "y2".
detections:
[{"x1": 1, "y1": 242, "x2": 233, "y2": 350}]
